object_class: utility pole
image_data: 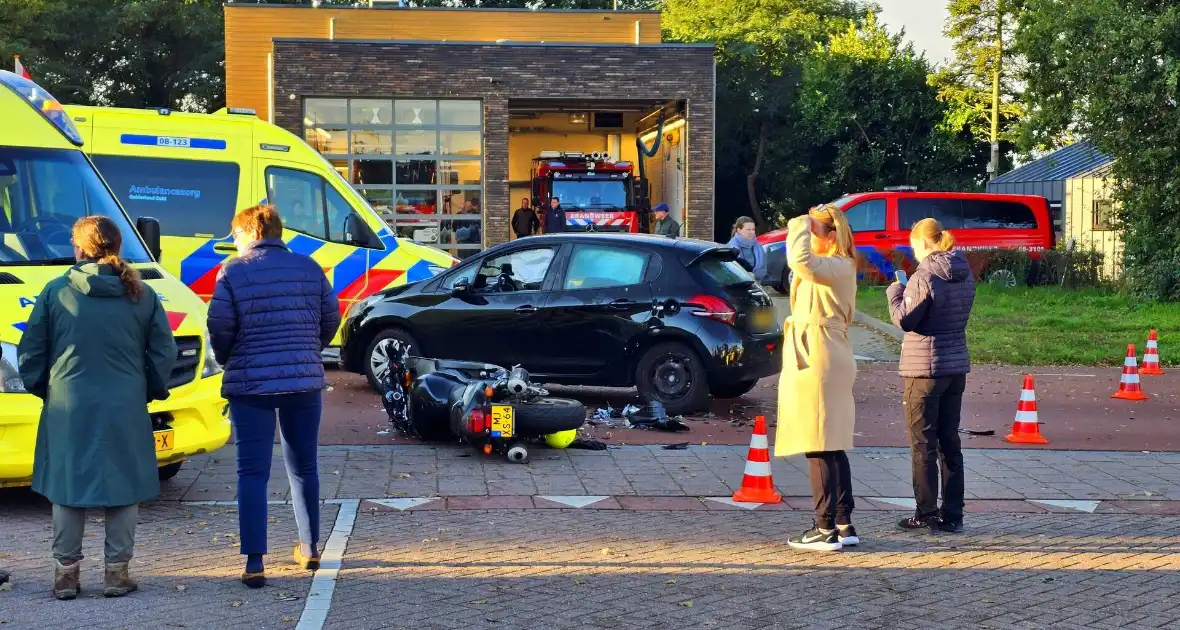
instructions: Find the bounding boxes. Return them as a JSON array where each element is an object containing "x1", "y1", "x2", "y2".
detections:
[{"x1": 988, "y1": 0, "x2": 1004, "y2": 180}]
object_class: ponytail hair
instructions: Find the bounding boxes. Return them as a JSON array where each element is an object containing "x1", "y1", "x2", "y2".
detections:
[
  {"x1": 72, "y1": 216, "x2": 144, "y2": 302},
  {"x1": 807, "y1": 203, "x2": 856, "y2": 259},
  {"x1": 910, "y1": 217, "x2": 955, "y2": 252}
]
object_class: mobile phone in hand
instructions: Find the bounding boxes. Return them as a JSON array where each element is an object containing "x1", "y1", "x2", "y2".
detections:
[{"x1": 894, "y1": 270, "x2": 908, "y2": 286}]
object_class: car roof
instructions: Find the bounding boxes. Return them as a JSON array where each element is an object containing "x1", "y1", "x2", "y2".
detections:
[{"x1": 497, "y1": 232, "x2": 725, "y2": 254}]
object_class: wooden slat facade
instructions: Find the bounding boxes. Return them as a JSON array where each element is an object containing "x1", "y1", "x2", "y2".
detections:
[{"x1": 226, "y1": 6, "x2": 663, "y2": 121}]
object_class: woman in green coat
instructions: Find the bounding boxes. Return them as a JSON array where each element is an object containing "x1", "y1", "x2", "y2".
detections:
[{"x1": 17, "y1": 216, "x2": 176, "y2": 601}]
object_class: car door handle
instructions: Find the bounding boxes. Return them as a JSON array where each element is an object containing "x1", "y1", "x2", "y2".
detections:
[
  {"x1": 608, "y1": 298, "x2": 637, "y2": 309},
  {"x1": 874, "y1": 234, "x2": 889, "y2": 239},
  {"x1": 214, "y1": 242, "x2": 236, "y2": 252},
  {"x1": 514, "y1": 305, "x2": 537, "y2": 314}
]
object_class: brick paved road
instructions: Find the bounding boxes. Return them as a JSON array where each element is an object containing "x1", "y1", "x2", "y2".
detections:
[
  {"x1": 4, "y1": 502, "x2": 1178, "y2": 630},
  {"x1": 153, "y1": 445, "x2": 1180, "y2": 504},
  {"x1": 0, "y1": 499, "x2": 338, "y2": 629},
  {"x1": 330, "y1": 509, "x2": 1180, "y2": 629}
]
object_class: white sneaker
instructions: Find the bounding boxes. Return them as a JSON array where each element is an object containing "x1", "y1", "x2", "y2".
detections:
[{"x1": 837, "y1": 524, "x2": 860, "y2": 546}]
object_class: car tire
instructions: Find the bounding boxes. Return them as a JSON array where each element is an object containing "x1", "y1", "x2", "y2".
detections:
[
  {"x1": 635, "y1": 342, "x2": 710, "y2": 416},
  {"x1": 710, "y1": 379, "x2": 759, "y2": 400},
  {"x1": 364, "y1": 327, "x2": 421, "y2": 393},
  {"x1": 157, "y1": 461, "x2": 183, "y2": 481},
  {"x1": 512, "y1": 397, "x2": 587, "y2": 434}
]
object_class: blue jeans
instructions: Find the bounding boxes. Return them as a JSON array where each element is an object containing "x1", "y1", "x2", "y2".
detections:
[{"x1": 229, "y1": 391, "x2": 322, "y2": 556}]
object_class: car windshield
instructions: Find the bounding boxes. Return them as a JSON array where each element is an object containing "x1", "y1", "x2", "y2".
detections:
[
  {"x1": 552, "y1": 178, "x2": 628, "y2": 209},
  {"x1": 0, "y1": 147, "x2": 151, "y2": 265}
]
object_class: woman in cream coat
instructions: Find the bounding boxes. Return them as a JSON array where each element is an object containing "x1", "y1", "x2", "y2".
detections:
[{"x1": 775, "y1": 204, "x2": 859, "y2": 552}]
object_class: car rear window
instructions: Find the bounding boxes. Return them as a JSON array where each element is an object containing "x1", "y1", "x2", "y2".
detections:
[
  {"x1": 898, "y1": 198, "x2": 1039, "y2": 230},
  {"x1": 91, "y1": 155, "x2": 240, "y2": 238},
  {"x1": 695, "y1": 253, "x2": 753, "y2": 287}
]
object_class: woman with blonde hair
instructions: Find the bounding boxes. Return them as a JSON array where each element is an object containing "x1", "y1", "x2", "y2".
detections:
[
  {"x1": 726, "y1": 216, "x2": 767, "y2": 282},
  {"x1": 18, "y1": 216, "x2": 177, "y2": 599},
  {"x1": 776, "y1": 204, "x2": 859, "y2": 552},
  {"x1": 887, "y1": 217, "x2": 976, "y2": 533}
]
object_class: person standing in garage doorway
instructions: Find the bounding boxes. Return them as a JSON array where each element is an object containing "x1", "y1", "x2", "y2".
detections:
[
  {"x1": 512, "y1": 197, "x2": 541, "y2": 238},
  {"x1": 652, "y1": 203, "x2": 680, "y2": 237},
  {"x1": 544, "y1": 197, "x2": 566, "y2": 234}
]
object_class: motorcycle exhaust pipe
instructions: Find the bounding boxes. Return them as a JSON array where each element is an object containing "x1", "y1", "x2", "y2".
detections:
[{"x1": 506, "y1": 366, "x2": 531, "y2": 395}]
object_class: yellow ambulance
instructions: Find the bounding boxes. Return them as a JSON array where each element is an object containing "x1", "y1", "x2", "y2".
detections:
[
  {"x1": 63, "y1": 105, "x2": 458, "y2": 346},
  {"x1": 0, "y1": 71, "x2": 229, "y2": 486}
]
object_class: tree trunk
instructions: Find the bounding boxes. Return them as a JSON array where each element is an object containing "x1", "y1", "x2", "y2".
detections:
[{"x1": 745, "y1": 119, "x2": 770, "y2": 232}]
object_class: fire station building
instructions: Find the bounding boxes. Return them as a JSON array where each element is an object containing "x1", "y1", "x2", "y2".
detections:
[{"x1": 224, "y1": 3, "x2": 716, "y2": 254}]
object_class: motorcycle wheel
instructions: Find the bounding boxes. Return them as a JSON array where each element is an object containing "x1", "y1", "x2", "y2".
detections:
[{"x1": 511, "y1": 398, "x2": 587, "y2": 434}]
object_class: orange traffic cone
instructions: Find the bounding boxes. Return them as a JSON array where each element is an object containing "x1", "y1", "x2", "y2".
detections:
[
  {"x1": 732, "y1": 415, "x2": 782, "y2": 504},
  {"x1": 1005, "y1": 374, "x2": 1049, "y2": 445},
  {"x1": 1112, "y1": 344, "x2": 1150, "y2": 400},
  {"x1": 1141, "y1": 330, "x2": 1165, "y2": 375}
]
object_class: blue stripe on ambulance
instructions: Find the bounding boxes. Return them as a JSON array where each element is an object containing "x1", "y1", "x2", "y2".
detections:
[
  {"x1": 119, "y1": 134, "x2": 228, "y2": 150},
  {"x1": 179, "y1": 239, "x2": 230, "y2": 286}
]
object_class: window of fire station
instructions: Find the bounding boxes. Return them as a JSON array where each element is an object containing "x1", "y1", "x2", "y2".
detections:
[{"x1": 304, "y1": 98, "x2": 483, "y2": 258}]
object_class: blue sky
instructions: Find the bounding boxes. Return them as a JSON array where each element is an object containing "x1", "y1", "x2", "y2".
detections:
[{"x1": 873, "y1": 0, "x2": 954, "y2": 65}]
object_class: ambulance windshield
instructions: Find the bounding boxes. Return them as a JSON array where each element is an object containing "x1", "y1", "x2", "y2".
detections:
[{"x1": 0, "y1": 147, "x2": 151, "y2": 265}]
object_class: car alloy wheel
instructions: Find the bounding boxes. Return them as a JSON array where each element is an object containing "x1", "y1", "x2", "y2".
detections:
[{"x1": 370, "y1": 338, "x2": 398, "y2": 385}]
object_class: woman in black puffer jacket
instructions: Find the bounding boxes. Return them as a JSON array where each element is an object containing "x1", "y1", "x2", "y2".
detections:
[{"x1": 886, "y1": 218, "x2": 976, "y2": 534}]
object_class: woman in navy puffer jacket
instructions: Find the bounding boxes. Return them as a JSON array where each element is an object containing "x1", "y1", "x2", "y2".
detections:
[
  {"x1": 886, "y1": 217, "x2": 976, "y2": 535},
  {"x1": 207, "y1": 204, "x2": 340, "y2": 588}
]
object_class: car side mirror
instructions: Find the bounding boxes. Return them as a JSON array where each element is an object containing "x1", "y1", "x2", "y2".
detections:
[
  {"x1": 136, "y1": 216, "x2": 162, "y2": 262},
  {"x1": 451, "y1": 277, "x2": 471, "y2": 296},
  {"x1": 344, "y1": 213, "x2": 374, "y2": 247}
]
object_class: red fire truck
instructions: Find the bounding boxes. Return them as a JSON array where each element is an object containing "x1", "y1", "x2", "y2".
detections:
[{"x1": 530, "y1": 151, "x2": 650, "y2": 233}]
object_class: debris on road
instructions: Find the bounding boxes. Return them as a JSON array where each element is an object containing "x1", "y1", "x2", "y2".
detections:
[
  {"x1": 664, "y1": 442, "x2": 690, "y2": 450},
  {"x1": 959, "y1": 428, "x2": 996, "y2": 436}
]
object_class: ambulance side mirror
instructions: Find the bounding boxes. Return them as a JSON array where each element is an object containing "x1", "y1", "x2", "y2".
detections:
[
  {"x1": 344, "y1": 213, "x2": 375, "y2": 248},
  {"x1": 136, "y1": 216, "x2": 163, "y2": 262}
]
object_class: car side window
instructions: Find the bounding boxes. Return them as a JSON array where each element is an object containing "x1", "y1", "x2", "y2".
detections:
[
  {"x1": 266, "y1": 167, "x2": 328, "y2": 239},
  {"x1": 90, "y1": 155, "x2": 240, "y2": 238},
  {"x1": 266, "y1": 166, "x2": 379, "y2": 248},
  {"x1": 563, "y1": 245, "x2": 648, "y2": 290},
  {"x1": 842, "y1": 199, "x2": 886, "y2": 232},
  {"x1": 898, "y1": 198, "x2": 964, "y2": 229},
  {"x1": 473, "y1": 247, "x2": 557, "y2": 293},
  {"x1": 961, "y1": 199, "x2": 1038, "y2": 229}
]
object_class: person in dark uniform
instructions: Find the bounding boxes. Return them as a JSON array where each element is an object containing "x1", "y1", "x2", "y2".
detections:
[
  {"x1": 652, "y1": 203, "x2": 681, "y2": 237},
  {"x1": 543, "y1": 197, "x2": 566, "y2": 234},
  {"x1": 512, "y1": 197, "x2": 541, "y2": 238}
]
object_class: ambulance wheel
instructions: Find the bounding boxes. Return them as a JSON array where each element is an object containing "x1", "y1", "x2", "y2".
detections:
[
  {"x1": 158, "y1": 462, "x2": 183, "y2": 481},
  {"x1": 365, "y1": 328, "x2": 420, "y2": 392},
  {"x1": 506, "y1": 444, "x2": 530, "y2": 464}
]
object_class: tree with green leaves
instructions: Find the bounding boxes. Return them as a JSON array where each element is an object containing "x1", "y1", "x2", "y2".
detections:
[
  {"x1": 1017, "y1": 0, "x2": 1180, "y2": 300},
  {"x1": 798, "y1": 11, "x2": 980, "y2": 196},
  {"x1": 663, "y1": 0, "x2": 870, "y2": 230},
  {"x1": 1, "y1": 0, "x2": 225, "y2": 111},
  {"x1": 930, "y1": 0, "x2": 1025, "y2": 179}
]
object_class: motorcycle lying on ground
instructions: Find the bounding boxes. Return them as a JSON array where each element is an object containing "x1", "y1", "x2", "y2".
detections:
[{"x1": 379, "y1": 340, "x2": 587, "y2": 463}]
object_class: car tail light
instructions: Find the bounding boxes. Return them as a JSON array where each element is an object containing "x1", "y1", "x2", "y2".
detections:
[
  {"x1": 467, "y1": 408, "x2": 488, "y2": 434},
  {"x1": 688, "y1": 294, "x2": 737, "y2": 325}
]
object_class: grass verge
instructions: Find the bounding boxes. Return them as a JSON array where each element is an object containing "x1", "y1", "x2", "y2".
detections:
[{"x1": 855, "y1": 284, "x2": 1179, "y2": 366}]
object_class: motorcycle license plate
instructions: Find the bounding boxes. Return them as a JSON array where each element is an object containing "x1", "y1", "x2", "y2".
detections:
[
  {"x1": 154, "y1": 429, "x2": 175, "y2": 452},
  {"x1": 490, "y1": 405, "x2": 514, "y2": 438}
]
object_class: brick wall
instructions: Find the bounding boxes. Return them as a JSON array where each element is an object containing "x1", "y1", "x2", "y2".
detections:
[{"x1": 271, "y1": 40, "x2": 715, "y2": 246}]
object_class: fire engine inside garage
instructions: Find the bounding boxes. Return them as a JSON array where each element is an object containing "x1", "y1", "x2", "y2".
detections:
[
  {"x1": 223, "y1": 2, "x2": 716, "y2": 255},
  {"x1": 508, "y1": 101, "x2": 686, "y2": 239}
]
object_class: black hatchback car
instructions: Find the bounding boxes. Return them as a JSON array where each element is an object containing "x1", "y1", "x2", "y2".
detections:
[{"x1": 339, "y1": 233, "x2": 783, "y2": 415}]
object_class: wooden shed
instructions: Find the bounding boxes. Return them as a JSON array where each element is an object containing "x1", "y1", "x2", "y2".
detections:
[{"x1": 988, "y1": 142, "x2": 1122, "y2": 277}]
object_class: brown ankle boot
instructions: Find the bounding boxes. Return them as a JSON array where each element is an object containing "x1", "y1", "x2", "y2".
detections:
[
  {"x1": 103, "y1": 562, "x2": 138, "y2": 598},
  {"x1": 53, "y1": 560, "x2": 80, "y2": 600}
]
